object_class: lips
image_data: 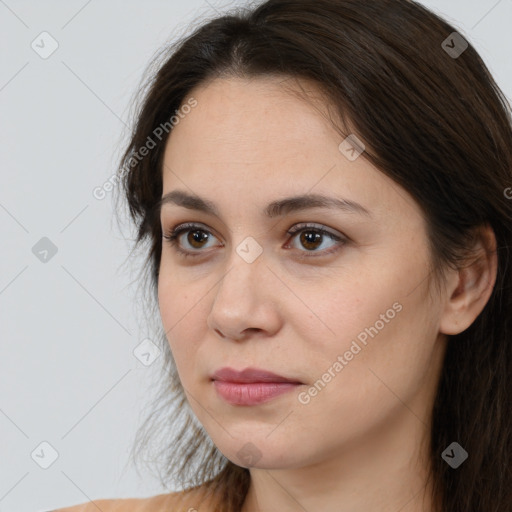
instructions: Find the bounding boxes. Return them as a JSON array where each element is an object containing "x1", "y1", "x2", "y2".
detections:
[
  {"x1": 211, "y1": 367, "x2": 303, "y2": 406},
  {"x1": 211, "y1": 366, "x2": 303, "y2": 384}
]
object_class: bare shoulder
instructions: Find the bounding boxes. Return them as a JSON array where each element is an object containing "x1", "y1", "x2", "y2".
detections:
[{"x1": 51, "y1": 485, "x2": 217, "y2": 512}]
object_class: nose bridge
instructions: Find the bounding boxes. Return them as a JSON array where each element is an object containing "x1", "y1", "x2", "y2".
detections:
[
  {"x1": 217, "y1": 239, "x2": 266, "y2": 302},
  {"x1": 207, "y1": 238, "x2": 275, "y2": 338}
]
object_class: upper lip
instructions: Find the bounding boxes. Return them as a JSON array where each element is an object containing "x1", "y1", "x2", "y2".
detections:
[{"x1": 211, "y1": 367, "x2": 302, "y2": 384}]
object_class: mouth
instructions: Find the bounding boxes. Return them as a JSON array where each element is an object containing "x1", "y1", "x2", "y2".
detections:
[{"x1": 210, "y1": 367, "x2": 303, "y2": 406}]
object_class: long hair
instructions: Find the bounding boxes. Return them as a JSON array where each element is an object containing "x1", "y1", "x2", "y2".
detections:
[{"x1": 114, "y1": 1, "x2": 512, "y2": 510}]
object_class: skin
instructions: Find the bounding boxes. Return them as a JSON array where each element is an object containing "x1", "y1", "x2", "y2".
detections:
[{"x1": 157, "y1": 76, "x2": 497, "y2": 512}]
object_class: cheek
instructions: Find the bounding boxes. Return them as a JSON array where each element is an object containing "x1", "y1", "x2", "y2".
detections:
[
  {"x1": 308, "y1": 281, "x2": 438, "y2": 419},
  {"x1": 290, "y1": 271, "x2": 404, "y2": 354},
  {"x1": 157, "y1": 271, "x2": 210, "y2": 378},
  {"x1": 158, "y1": 273, "x2": 230, "y2": 431},
  {"x1": 157, "y1": 260, "x2": 197, "y2": 330},
  {"x1": 296, "y1": 254, "x2": 435, "y2": 381}
]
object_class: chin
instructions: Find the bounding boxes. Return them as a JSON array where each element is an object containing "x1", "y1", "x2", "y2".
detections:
[{"x1": 211, "y1": 435, "x2": 309, "y2": 470}]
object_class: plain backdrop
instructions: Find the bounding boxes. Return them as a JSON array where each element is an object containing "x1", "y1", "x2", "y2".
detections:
[{"x1": 1, "y1": 1, "x2": 511, "y2": 511}]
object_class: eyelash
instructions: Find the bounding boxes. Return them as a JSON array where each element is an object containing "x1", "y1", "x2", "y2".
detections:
[{"x1": 162, "y1": 222, "x2": 347, "y2": 260}]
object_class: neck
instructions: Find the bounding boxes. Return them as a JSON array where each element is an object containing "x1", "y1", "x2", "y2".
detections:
[{"x1": 240, "y1": 406, "x2": 436, "y2": 512}]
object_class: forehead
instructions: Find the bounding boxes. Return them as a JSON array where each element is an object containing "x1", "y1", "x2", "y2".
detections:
[
  {"x1": 164, "y1": 76, "x2": 342, "y2": 159},
  {"x1": 160, "y1": 76, "x2": 422, "y2": 225}
]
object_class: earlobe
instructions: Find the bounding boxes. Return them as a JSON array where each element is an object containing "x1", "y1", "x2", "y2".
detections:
[{"x1": 439, "y1": 224, "x2": 498, "y2": 336}]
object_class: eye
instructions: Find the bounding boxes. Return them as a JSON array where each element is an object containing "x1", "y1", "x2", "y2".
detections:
[
  {"x1": 284, "y1": 223, "x2": 346, "y2": 258},
  {"x1": 162, "y1": 222, "x2": 347, "y2": 259},
  {"x1": 162, "y1": 222, "x2": 220, "y2": 259}
]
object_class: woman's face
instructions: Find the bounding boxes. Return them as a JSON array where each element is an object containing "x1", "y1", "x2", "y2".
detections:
[{"x1": 158, "y1": 76, "x2": 448, "y2": 470}]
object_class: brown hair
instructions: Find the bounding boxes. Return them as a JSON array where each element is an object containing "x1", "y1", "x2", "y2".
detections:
[{"x1": 115, "y1": 1, "x2": 512, "y2": 510}]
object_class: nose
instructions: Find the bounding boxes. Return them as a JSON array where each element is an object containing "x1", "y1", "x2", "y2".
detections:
[{"x1": 206, "y1": 252, "x2": 282, "y2": 341}]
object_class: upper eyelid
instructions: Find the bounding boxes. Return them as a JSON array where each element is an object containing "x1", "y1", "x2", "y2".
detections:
[{"x1": 165, "y1": 221, "x2": 343, "y2": 239}]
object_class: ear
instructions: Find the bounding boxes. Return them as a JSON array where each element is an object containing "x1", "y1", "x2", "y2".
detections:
[{"x1": 439, "y1": 223, "x2": 498, "y2": 335}]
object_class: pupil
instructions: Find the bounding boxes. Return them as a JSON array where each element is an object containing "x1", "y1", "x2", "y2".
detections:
[
  {"x1": 301, "y1": 231, "x2": 321, "y2": 250},
  {"x1": 189, "y1": 230, "x2": 208, "y2": 247}
]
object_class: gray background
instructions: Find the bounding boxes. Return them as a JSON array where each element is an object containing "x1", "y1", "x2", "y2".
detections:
[{"x1": 1, "y1": 1, "x2": 511, "y2": 511}]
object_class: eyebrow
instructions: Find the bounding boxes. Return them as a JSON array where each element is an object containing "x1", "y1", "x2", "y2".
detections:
[{"x1": 157, "y1": 190, "x2": 372, "y2": 219}]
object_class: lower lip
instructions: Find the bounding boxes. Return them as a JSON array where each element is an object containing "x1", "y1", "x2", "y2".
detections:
[{"x1": 213, "y1": 380, "x2": 301, "y2": 405}]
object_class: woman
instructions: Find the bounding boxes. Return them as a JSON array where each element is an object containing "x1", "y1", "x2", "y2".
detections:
[{"x1": 54, "y1": 0, "x2": 512, "y2": 510}]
